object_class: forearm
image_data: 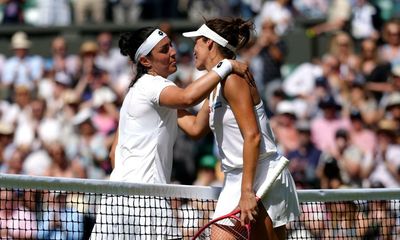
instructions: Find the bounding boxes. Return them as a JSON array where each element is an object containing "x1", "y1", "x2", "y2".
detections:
[
  {"x1": 109, "y1": 129, "x2": 118, "y2": 169},
  {"x1": 181, "y1": 71, "x2": 221, "y2": 107},
  {"x1": 177, "y1": 103, "x2": 210, "y2": 139},
  {"x1": 241, "y1": 136, "x2": 260, "y2": 193}
]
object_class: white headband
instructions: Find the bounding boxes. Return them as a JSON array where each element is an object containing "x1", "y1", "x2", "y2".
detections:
[
  {"x1": 182, "y1": 24, "x2": 236, "y2": 53},
  {"x1": 134, "y1": 29, "x2": 167, "y2": 62}
]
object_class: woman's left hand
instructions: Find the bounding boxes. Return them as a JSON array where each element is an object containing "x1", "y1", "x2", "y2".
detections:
[{"x1": 238, "y1": 190, "x2": 258, "y2": 226}]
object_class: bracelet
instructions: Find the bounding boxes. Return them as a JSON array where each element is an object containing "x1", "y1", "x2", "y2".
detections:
[{"x1": 211, "y1": 59, "x2": 232, "y2": 80}]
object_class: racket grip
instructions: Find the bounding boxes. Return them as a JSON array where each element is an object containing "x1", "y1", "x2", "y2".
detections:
[{"x1": 255, "y1": 156, "x2": 290, "y2": 198}]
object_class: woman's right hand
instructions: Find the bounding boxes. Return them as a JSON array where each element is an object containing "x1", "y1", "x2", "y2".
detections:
[{"x1": 229, "y1": 60, "x2": 256, "y2": 87}]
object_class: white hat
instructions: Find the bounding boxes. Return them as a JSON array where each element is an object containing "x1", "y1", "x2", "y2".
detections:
[
  {"x1": 14, "y1": 124, "x2": 34, "y2": 147},
  {"x1": 276, "y1": 100, "x2": 296, "y2": 117},
  {"x1": 386, "y1": 93, "x2": 400, "y2": 109},
  {"x1": 92, "y1": 87, "x2": 117, "y2": 108},
  {"x1": 23, "y1": 150, "x2": 52, "y2": 176},
  {"x1": 11, "y1": 31, "x2": 31, "y2": 49},
  {"x1": 182, "y1": 24, "x2": 236, "y2": 52},
  {"x1": 72, "y1": 108, "x2": 93, "y2": 125},
  {"x1": 54, "y1": 71, "x2": 72, "y2": 86},
  {"x1": 38, "y1": 119, "x2": 61, "y2": 144}
]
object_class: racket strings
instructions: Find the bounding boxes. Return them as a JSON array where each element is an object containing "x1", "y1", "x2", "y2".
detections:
[{"x1": 211, "y1": 217, "x2": 249, "y2": 239}]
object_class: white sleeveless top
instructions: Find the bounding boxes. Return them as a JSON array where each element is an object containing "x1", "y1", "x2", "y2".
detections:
[
  {"x1": 110, "y1": 74, "x2": 177, "y2": 183},
  {"x1": 209, "y1": 83, "x2": 278, "y2": 172}
]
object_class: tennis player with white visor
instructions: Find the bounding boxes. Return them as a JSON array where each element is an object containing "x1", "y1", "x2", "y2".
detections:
[
  {"x1": 90, "y1": 26, "x2": 254, "y2": 239},
  {"x1": 178, "y1": 18, "x2": 301, "y2": 239}
]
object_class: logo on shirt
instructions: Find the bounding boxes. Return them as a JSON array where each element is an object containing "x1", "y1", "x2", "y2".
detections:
[{"x1": 213, "y1": 101, "x2": 222, "y2": 110}]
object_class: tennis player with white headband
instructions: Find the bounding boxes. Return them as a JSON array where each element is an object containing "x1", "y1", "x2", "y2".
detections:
[
  {"x1": 90, "y1": 26, "x2": 253, "y2": 239},
  {"x1": 178, "y1": 18, "x2": 300, "y2": 239}
]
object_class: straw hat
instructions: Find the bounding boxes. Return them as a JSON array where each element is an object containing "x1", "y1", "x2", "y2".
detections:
[
  {"x1": 376, "y1": 119, "x2": 398, "y2": 132},
  {"x1": 80, "y1": 41, "x2": 98, "y2": 55},
  {"x1": 0, "y1": 122, "x2": 14, "y2": 135},
  {"x1": 11, "y1": 31, "x2": 31, "y2": 49}
]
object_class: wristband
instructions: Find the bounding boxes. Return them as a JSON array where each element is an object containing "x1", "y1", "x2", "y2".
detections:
[{"x1": 211, "y1": 59, "x2": 232, "y2": 80}]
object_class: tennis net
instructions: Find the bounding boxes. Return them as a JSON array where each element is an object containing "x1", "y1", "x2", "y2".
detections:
[{"x1": 0, "y1": 173, "x2": 399, "y2": 239}]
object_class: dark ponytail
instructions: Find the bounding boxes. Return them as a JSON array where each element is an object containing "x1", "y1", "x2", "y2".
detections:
[
  {"x1": 205, "y1": 18, "x2": 254, "y2": 59},
  {"x1": 119, "y1": 27, "x2": 156, "y2": 87}
]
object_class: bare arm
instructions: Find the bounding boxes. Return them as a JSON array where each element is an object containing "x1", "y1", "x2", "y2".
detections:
[
  {"x1": 109, "y1": 129, "x2": 118, "y2": 169},
  {"x1": 159, "y1": 60, "x2": 254, "y2": 109},
  {"x1": 223, "y1": 74, "x2": 261, "y2": 225},
  {"x1": 177, "y1": 100, "x2": 210, "y2": 139}
]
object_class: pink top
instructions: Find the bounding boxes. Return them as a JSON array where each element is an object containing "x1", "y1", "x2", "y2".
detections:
[
  {"x1": 311, "y1": 117, "x2": 351, "y2": 152},
  {"x1": 350, "y1": 129, "x2": 377, "y2": 154}
]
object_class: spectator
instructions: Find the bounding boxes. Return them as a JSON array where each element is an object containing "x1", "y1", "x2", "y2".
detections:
[
  {"x1": 306, "y1": 0, "x2": 351, "y2": 37},
  {"x1": 37, "y1": 191, "x2": 85, "y2": 240},
  {"x1": 0, "y1": 0, "x2": 24, "y2": 24},
  {"x1": 350, "y1": 0, "x2": 380, "y2": 42},
  {"x1": 5, "y1": 85, "x2": 32, "y2": 127},
  {"x1": 369, "y1": 119, "x2": 400, "y2": 188},
  {"x1": 282, "y1": 60, "x2": 323, "y2": 99},
  {"x1": 193, "y1": 154, "x2": 221, "y2": 187},
  {"x1": 1, "y1": 31, "x2": 44, "y2": 93},
  {"x1": 287, "y1": 119, "x2": 322, "y2": 188},
  {"x1": 42, "y1": 142, "x2": 86, "y2": 178},
  {"x1": 187, "y1": 0, "x2": 220, "y2": 22},
  {"x1": 0, "y1": 190, "x2": 38, "y2": 239},
  {"x1": 343, "y1": 81, "x2": 379, "y2": 125},
  {"x1": 379, "y1": 65, "x2": 400, "y2": 121},
  {"x1": 328, "y1": 31, "x2": 361, "y2": 85},
  {"x1": 42, "y1": 72, "x2": 73, "y2": 118},
  {"x1": 384, "y1": 93, "x2": 400, "y2": 130},
  {"x1": 109, "y1": 0, "x2": 141, "y2": 24},
  {"x1": 258, "y1": 0, "x2": 293, "y2": 36},
  {"x1": 35, "y1": 0, "x2": 71, "y2": 26},
  {"x1": 0, "y1": 122, "x2": 14, "y2": 165},
  {"x1": 378, "y1": 20, "x2": 400, "y2": 66},
  {"x1": 244, "y1": 19, "x2": 287, "y2": 102},
  {"x1": 74, "y1": 40, "x2": 110, "y2": 104},
  {"x1": 45, "y1": 36, "x2": 80, "y2": 80},
  {"x1": 270, "y1": 100, "x2": 299, "y2": 155},
  {"x1": 311, "y1": 95, "x2": 351, "y2": 153},
  {"x1": 73, "y1": 0, "x2": 105, "y2": 25},
  {"x1": 0, "y1": 148, "x2": 25, "y2": 174},
  {"x1": 348, "y1": 110, "x2": 377, "y2": 155},
  {"x1": 70, "y1": 108, "x2": 108, "y2": 179},
  {"x1": 91, "y1": 86, "x2": 119, "y2": 155},
  {"x1": 317, "y1": 153, "x2": 347, "y2": 189},
  {"x1": 360, "y1": 38, "x2": 392, "y2": 102},
  {"x1": 95, "y1": 31, "x2": 128, "y2": 85},
  {"x1": 292, "y1": 0, "x2": 328, "y2": 19}
]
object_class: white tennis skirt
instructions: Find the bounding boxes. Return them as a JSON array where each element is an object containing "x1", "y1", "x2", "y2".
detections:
[
  {"x1": 213, "y1": 154, "x2": 301, "y2": 228},
  {"x1": 90, "y1": 196, "x2": 182, "y2": 240}
]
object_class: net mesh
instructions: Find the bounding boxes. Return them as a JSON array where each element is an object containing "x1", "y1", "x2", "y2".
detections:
[{"x1": 0, "y1": 174, "x2": 399, "y2": 239}]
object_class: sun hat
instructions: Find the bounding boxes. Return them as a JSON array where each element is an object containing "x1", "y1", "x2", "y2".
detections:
[{"x1": 11, "y1": 31, "x2": 31, "y2": 49}]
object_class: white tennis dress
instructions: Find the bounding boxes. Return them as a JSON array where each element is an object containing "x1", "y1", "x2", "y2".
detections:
[
  {"x1": 91, "y1": 74, "x2": 181, "y2": 239},
  {"x1": 209, "y1": 84, "x2": 300, "y2": 228}
]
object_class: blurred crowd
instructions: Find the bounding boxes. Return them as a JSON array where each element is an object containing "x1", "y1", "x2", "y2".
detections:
[{"x1": 0, "y1": 0, "x2": 399, "y2": 193}]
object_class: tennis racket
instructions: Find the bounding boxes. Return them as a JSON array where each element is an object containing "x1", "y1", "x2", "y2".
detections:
[{"x1": 192, "y1": 156, "x2": 290, "y2": 240}]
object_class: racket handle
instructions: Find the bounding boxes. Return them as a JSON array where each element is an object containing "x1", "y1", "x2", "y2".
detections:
[{"x1": 255, "y1": 156, "x2": 289, "y2": 198}]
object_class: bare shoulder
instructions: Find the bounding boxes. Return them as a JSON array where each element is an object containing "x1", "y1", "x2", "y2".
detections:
[
  {"x1": 223, "y1": 73, "x2": 248, "y2": 90},
  {"x1": 222, "y1": 73, "x2": 251, "y2": 101}
]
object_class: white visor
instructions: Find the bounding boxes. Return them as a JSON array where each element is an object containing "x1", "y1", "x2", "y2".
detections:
[
  {"x1": 134, "y1": 29, "x2": 167, "y2": 62},
  {"x1": 182, "y1": 24, "x2": 236, "y2": 53}
]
